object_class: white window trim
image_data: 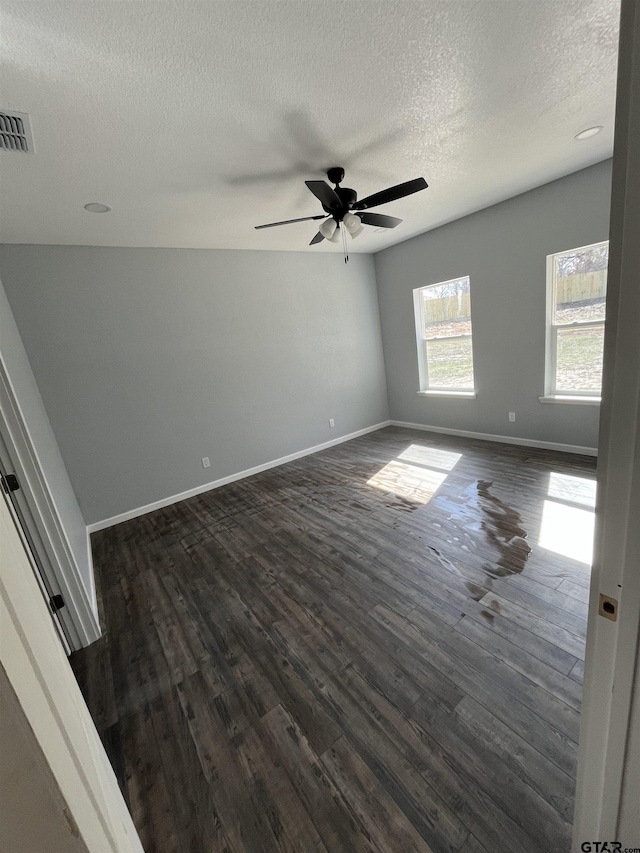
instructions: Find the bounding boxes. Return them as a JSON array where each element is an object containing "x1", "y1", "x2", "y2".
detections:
[
  {"x1": 417, "y1": 390, "x2": 477, "y2": 398},
  {"x1": 544, "y1": 240, "x2": 607, "y2": 399},
  {"x1": 538, "y1": 395, "x2": 601, "y2": 405},
  {"x1": 413, "y1": 276, "x2": 476, "y2": 394}
]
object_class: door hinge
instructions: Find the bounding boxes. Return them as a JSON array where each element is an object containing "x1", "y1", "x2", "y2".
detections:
[
  {"x1": 1, "y1": 473, "x2": 20, "y2": 493},
  {"x1": 50, "y1": 594, "x2": 65, "y2": 612}
]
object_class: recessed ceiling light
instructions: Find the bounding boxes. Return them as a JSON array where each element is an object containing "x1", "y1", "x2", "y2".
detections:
[
  {"x1": 575, "y1": 126, "x2": 603, "y2": 141},
  {"x1": 84, "y1": 202, "x2": 111, "y2": 213}
]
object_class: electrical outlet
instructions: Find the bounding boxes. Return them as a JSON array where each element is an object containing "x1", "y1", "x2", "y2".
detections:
[
  {"x1": 329, "y1": 418, "x2": 335, "y2": 428},
  {"x1": 201, "y1": 456, "x2": 210, "y2": 469},
  {"x1": 508, "y1": 412, "x2": 516, "y2": 423}
]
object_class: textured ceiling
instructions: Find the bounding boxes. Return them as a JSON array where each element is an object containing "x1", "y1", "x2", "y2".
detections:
[{"x1": 0, "y1": 0, "x2": 620, "y2": 253}]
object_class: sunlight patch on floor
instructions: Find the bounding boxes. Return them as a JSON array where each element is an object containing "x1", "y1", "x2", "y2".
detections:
[
  {"x1": 367, "y1": 460, "x2": 448, "y2": 504},
  {"x1": 539, "y1": 471, "x2": 596, "y2": 564},
  {"x1": 397, "y1": 445, "x2": 462, "y2": 472},
  {"x1": 547, "y1": 472, "x2": 596, "y2": 508}
]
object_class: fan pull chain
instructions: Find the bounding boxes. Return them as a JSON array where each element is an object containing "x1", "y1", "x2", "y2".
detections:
[{"x1": 342, "y1": 224, "x2": 349, "y2": 264}]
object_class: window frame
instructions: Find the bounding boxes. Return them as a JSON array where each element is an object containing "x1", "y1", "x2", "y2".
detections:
[
  {"x1": 413, "y1": 275, "x2": 476, "y2": 395},
  {"x1": 544, "y1": 240, "x2": 608, "y2": 400}
]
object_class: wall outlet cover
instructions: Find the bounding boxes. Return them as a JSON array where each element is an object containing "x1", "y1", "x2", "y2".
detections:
[{"x1": 201, "y1": 456, "x2": 210, "y2": 468}]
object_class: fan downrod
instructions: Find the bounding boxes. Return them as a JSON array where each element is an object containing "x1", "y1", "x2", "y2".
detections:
[{"x1": 324, "y1": 166, "x2": 357, "y2": 212}]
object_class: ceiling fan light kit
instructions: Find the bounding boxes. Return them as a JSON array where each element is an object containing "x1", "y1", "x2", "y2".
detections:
[
  {"x1": 319, "y1": 218, "x2": 337, "y2": 240},
  {"x1": 255, "y1": 167, "x2": 428, "y2": 262},
  {"x1": 343, "y1": 212, "x2": 364, "y2": 238}
]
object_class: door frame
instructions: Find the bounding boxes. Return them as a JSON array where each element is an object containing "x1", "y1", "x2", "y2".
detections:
[
  {"x1": 0, "y1": 437, "x2": 73, "y2": 654},
  {"x1": 0, "y1": 356, "x2": 100, "y2": 650},
  {"x1": 572, "y1": 0, "x2": 640, "y2": 846}
]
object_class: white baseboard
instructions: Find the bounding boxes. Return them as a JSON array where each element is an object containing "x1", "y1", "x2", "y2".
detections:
[
  {"x1": 85, "y1": 527, "x2": 99, "y2": 623},
  {"x1": 88, "y1": 417, "x2": 597, "y2": 534},
  {"x1": 87, "y1": 421, "x2": 392, "y2": 533},
  {"x1": 390, "y1": 420, "x2": 598, "y2": 457}
]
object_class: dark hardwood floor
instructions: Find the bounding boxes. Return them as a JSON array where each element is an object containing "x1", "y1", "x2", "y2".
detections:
[{"x1": 71, "y1": 426, "x2": 596, "y2": 853}]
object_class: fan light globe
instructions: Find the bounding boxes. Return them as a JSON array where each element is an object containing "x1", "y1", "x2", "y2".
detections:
[
  {"x1": 328, "y1": 226, "x2": 341, "y2": 243},
  {"x1": 319, "y1": 218, "x2": 337, "y2": 239},
  {"x1": 343, "y1": 213, "x2": 361, "y2": 233}
]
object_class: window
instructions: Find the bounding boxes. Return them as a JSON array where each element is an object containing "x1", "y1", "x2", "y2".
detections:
[
  {"x1": 545, "y1": 241, "x2": 608, "y2": 398},
  {"x1": 413, "y1": 276, "x2": 475, "y2": 393}
]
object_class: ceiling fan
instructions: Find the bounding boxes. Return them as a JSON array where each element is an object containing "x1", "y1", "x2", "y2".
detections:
[{"x1": 255, "y1": 167, "x2": 428, "y2": 262}]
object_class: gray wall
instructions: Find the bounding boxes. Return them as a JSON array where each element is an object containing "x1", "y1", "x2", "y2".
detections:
[
  {"x1": 0, "y1": 247, "x2": 388, "y2": 524},
  {"x1": 0, "y1": 278, "x2": 93, "y2": 603},
  {"x1": 374, "y1": 160, "x2": 612, "y2": 449}
]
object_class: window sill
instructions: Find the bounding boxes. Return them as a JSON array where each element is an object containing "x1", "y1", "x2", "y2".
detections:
[
  {"x1": 538, "y1": 395, "x2": 601, "y2": 406},
  {"x1": 417, "y1": 390, "x2": 477, "y2": 399}
]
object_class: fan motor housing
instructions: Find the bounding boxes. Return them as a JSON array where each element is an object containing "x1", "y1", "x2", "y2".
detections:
[{"x1": 323, "y1": 185, "x2": 358, "y2": 216}]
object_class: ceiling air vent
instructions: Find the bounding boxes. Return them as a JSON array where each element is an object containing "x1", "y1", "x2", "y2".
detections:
[{"x1": 0, "y1": 110, "x2": 34, "y2": 153}]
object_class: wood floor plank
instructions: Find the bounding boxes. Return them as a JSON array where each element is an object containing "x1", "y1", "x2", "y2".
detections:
[
  {"x1": 69, "y1": 634, "x2": 118, "y2": 730},
  {"x1": 411, "y1": 699, "x2": 572, "y2": 853},
  {"x1": 223, "y1": 692, "x2": 330, "y2": 853},
  {"x1": 453, "y1": 695, "x2": 576, "y2": 821},
  {"x1": 372, "y1": 603, "x2": 580, "y2": 742},
  {"x1": 479, "y1": 592, "x2": 586, "y2": 660},
  {"x1": 483, "y1": 580, "x2": 588, "y2": 638},
  {"x1": 321, "y1": 737, "x2": 437, "y2": 853},
  {"x1": 457, "y1": 598, "x2": 580, "y2": 674},
  {"x1": 248, "y1": 548, "x2": 431, "y2": 713},
  {"x1": 269, "y1": 623, "x2": 475, "y2": 853},
  {"x1": 335, "y1": 663, "x2": 539, "y2": 853},
  {"x1": 570, "y1": 658, "x2": 585, "y2": 684},
  {"x1": 139, "y1": 568, "x2": 199, "y2": 683},
  {"x1": 111, "y1": 619, "x2": 184, "y2": 853},
  {"x1": 119, "y1": 705, "x2": 183, "y2": 853},
  {"x1": 461, "y1": 835, "x2": 491, "y2": 853},
  {"x1": 101, "y1": 721, "x2": 129, "y2": 808},
  {"x1": 72, "y1": 426, "x2": 592, "y2": 852},
  {"x1": 454, "y1": 614, "x2": 582, "y2": 711},
  {"x1": 506, "y1": 573, "x2": 589, "y2": 615},
  {"x1": 262, "y1": 704, "x2": 378, "y2": 853},
  {"x1": 147, "y1": 682, "x2": 238, "y2": 853},
  {"x1": 558, "y1": 578, "x2": 592, "y2": 603},
  {"x1": 193, "y1": 563, "x2": 343, "y2": 755},
  {"x1": 176, "y1": 673, "x2": 281, "y2": 851},
  {"x1": 178, "y1": 671, "x2": 326, "y2": 852}
]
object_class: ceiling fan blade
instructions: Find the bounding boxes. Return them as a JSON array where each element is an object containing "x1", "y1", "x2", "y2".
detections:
[
  {"x1": 359, "y1": 213, "x2": 402, "y2": 229},
  {"x1": 305, "y1": 180, "x2": 341, "y2": 209},
  {"x1": 354, "y1": 177, "x2": 428, "y2": 210},
  {"x1": 309, "y1": 231, "x2": 325, "y2": 245},
  {"x1": 255, "y1": 214, "x2": 326, "y2": 230}
]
